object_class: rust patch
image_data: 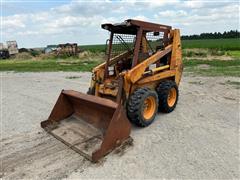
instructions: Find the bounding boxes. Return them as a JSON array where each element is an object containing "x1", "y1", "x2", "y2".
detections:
[{"x1": 113, "y1": 137, "x2": 133, "y2": 156}]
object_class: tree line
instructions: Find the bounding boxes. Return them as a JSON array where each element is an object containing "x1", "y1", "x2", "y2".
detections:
[{"x1": 181, "y1": 30, "x2": 239, "y2": 40}]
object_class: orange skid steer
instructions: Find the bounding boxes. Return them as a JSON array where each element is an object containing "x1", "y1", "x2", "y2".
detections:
[{"x1": 41, "y1": 19, "x2": 183, "y2": 162}]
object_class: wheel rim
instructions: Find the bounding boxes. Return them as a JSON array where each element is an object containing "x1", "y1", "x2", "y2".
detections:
[
  {"x1": 167, "y1": 87, "x2": 177, "y2": 107},
  {"x1": 143, "y1": 96, "x2": 156, "y2": 120}
]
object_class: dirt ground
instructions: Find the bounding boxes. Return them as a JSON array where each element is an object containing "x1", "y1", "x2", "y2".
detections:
[{"x1": 1, "y1": 72, "x2": 239, "y2": 179}]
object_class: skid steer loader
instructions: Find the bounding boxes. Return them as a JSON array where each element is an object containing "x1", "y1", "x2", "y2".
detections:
[{"x1": 41, "y1": 19, "x2": 183, "y2": 162}]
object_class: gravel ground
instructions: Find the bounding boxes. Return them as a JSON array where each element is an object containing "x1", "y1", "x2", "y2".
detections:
[{"x1": 0, "y1": 72, "x2": 239, "y2": 179}]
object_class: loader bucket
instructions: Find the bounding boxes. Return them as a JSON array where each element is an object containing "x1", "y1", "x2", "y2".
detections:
[{"x1": 41, "y1": 90, "x2": 131, "y2": 162}]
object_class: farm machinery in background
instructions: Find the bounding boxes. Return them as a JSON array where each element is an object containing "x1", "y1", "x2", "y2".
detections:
[
  {"x1": 44, "y1": 43, "x2": 79, "y2": 57},
  {"x1": 0, "y1": 41, "x2": 18, "y2": 59}
]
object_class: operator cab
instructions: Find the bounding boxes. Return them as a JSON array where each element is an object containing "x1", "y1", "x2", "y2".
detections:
[{"x1": 102, "y1": 19, "x2": 172, "y2": 78}]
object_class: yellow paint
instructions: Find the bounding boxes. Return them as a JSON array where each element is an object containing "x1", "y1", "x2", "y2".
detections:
[
  {"x1": 143, "y1": 96, "x2": 156, "y2": 120},
  {"x1": 167, "y1": 87, "x2": 177, "y2": 107},
  {"x1": 143, "y1": 65, "x2": 170, "y2": 75},
  {"x1": 126, "y1": 45, "x2": 172, "y2": 84},
  {"x1": 90, "y1": 28, "x2": 183, "y2": 103},
  {"x1": 170, "y1": 29, "x2": 183, "y2": 85},
  {"x1": 137, "y1": 70, "x2": 176, "y2": 85},
  {"x1": 142, "y1": 36, "x2": 148, "y2": 53}
]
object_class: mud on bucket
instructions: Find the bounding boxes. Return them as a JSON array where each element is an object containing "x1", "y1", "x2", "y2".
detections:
[{"x1": 41, "y1": 90, "x2": 131, "y2": 162}]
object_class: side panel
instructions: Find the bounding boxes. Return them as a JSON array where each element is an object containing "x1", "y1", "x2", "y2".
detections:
[
  {"x1": 136, "y1": 70, "x2": 176, "y2": 85},
  {"x1": 128, "y1": 70, "x2": 176, "y2": 94},
  {"x1": 170, "y1": 29, "x2": 183, "y2": 85}
]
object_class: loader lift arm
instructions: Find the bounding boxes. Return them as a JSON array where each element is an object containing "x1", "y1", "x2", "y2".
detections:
[{"x1": 126, "y1": 45, "x2": 172, "y2": 83}]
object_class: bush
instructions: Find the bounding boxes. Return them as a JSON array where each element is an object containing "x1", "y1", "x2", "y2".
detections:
[
  {"x1": 78, "y1": 51, "x2": 92, "y2": 58},
  {"x1": 36, "y1": 53, "x2": 57, "y2": 60},
  {"x1": 29, "y1": 49, "x2": 41, "y2": 57},
  {"x1": 183, "y1": 49, "x2": 207, "y2": 57},
  {"x1": 209, "y1": 49, "x2": 225, "y2": 56},
  {"x1": 14, "y1": 52, "x2": 33, "y2": 60}
]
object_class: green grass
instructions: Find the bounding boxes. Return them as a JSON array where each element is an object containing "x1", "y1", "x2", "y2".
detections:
[
  {"x1": 225, "y1": 80, "x2": 240, "y2": 86},
  {"x1": 184, "y1": 59, "x2": 240, "y2": 76},
  {"x1": 1, "y1": 38, "x2": 239, "y2": 76},
  {"x1": 79, "y1": 38, "x2": 240, "y2": 52},
  {"x1": 226, "y1": 50, "x2": 240, "y2": 58},
  {"x1": 1, "y1": 58, "x2": 239, "y2": 77},
  {"x1": 80, "y1": 44, "x2": 106, "y2": 53},
  {"x1": 182, "y1": 38, "x2": 240, "y2": 50},
  {"x1": 219, "y1": 80, "x2": 240, "y2": 89},
  {"x1": 0, "y1": 59, "x2": 100, "y2": 72}
]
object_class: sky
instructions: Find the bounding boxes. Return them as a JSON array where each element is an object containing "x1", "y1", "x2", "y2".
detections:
[{"x1": 2, "y1": 0, "x2": 239, "y2": 48}]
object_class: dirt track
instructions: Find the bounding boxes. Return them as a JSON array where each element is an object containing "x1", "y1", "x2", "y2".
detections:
[{"x1": 1, "y1": 72, "x2": 239, "y2": 179}]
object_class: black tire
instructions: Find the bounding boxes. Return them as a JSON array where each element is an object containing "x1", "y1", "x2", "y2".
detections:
[
  {"x1": 127, "y1": 87, "x2": 158, "y2": 127},
  {"x1": 156, "y1": 80, "x2": 179, "y2": 113}
]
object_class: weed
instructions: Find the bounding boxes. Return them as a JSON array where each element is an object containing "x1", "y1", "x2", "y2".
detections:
[
  {"x1": 226, "y1": 51, "x2": 240, "y2": 58},
  {"x1": 209, "y1": 49, "x2": 225, "y2": 56},
  {"x1": 219, "y1": 80, "x2": 240, "y2": 89},
  {"x1": 0, "y1": 59, "x2": 101, "y2": 72},
  {"x1": 225, "y1": 80, "x2": 240, "y2": 86},
  {"x1": 65, "y1": 76, "x2": 82, "y2": 79},
  {"x1": 188, "y1": 81, "x2": 204, "y2": 85},
  {"x1": 183, "y1": 59, "x2": 240, "y2": 77}
]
